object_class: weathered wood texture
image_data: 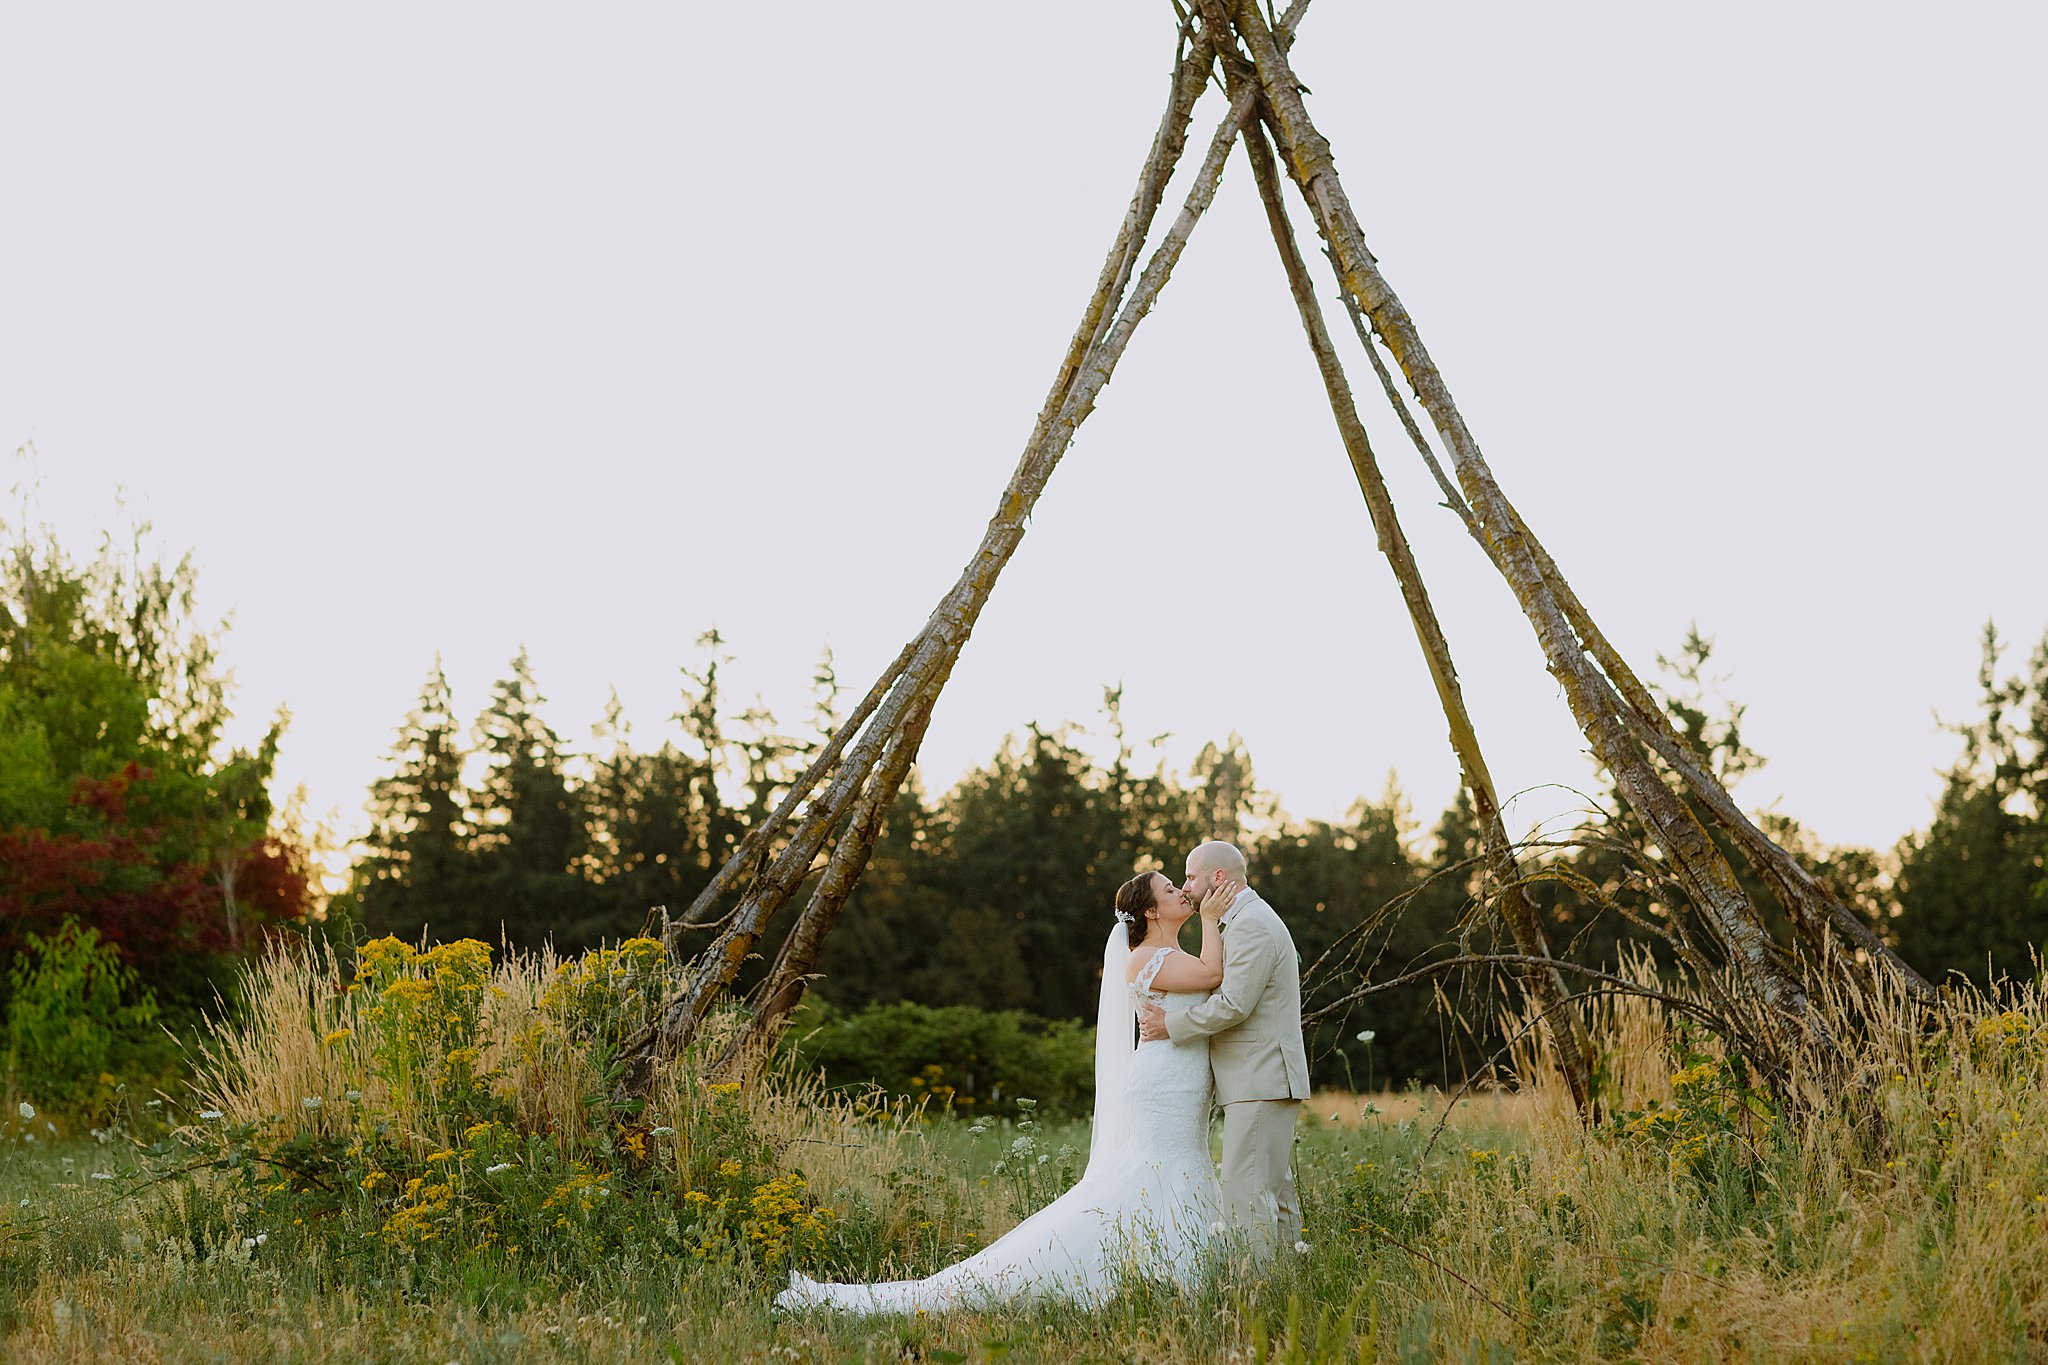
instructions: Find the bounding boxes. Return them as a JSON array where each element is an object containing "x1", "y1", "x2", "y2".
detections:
[
  {"x1": 1223, "y1": 0, "x2": 1873, "y2": 1053},
  {"x1": 1319, "y1": 156, "x2": 1930, "y2": 1006},
  {"x1": 625, "y1": 6, "x2": 1319, "y2": 1088},
  {"x1": 1195, "y1": 0, "x2": 1595, "y2": 1111},
  {"x1": 621, "y1": 1, "x2": 1933, "y2": 1106}
]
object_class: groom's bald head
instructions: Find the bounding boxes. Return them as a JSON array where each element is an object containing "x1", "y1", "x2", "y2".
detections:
[{"x1": 1185, "y1": 840, "x2": 1248, "y2": 887}]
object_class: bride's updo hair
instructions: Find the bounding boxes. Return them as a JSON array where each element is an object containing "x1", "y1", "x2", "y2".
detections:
[{"x1": 1114, "y1": 872, "x2": 1158, "y2": 950}]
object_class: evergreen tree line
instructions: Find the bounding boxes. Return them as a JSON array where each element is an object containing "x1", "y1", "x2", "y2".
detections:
[
  {"x1": 351, "y1": 624, "x2": 2048, "y2": 1088},
  {"x1": 350, "y1": 631, "x2": 822, "y2": 953}
]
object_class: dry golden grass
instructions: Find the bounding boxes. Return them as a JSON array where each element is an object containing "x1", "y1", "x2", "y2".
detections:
[
  {"x1": 1306, "y1": 1086, "x2": 1538, "y2": 1130},
  {"x1": 15, "y1": 940, "x2": 2048, "y2": 1361},
  {"x1": 189, "y1": 939, "x2": 611, "y2": 1152},
  {"x1": 187, "y1": 943, "x2": 368, "y2": 1137}
]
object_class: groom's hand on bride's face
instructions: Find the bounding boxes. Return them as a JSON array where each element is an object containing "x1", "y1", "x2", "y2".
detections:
[{"x1": 1137, "y1": 1002, "x2": 1169, "y2": 1042}]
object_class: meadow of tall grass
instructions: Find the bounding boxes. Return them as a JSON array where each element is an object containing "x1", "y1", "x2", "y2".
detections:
[{"x1": 1, "y1": 935, "x2": 2045, "y2": 1362}]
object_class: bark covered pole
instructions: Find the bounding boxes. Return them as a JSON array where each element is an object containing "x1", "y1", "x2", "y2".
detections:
[
  {"x1": 1195, "y1": 0, "x2": 1594, "y2": 1112},
  {"x1": 659, "y1": 22, "x2": 1224, "y2": 958},
  {"x1": 670, "y1": 637, "x2": 919, "y2": 934},
  {"x1": 723, "y1": 665, "x2": 949, "y2": 1066},
  {"x1": 1225, "y1": 0, "x2": 1817, "y2": 1037},
  {"x1": 1497, "y1": 494, "x2": 1933, "y2": 998},
  {"x1": 1318, "y1": 163, "x2": 1931, "y2": 1005},
  {"x1": 624, "y1": 6, "x2": 1320, "y2": 1090}
]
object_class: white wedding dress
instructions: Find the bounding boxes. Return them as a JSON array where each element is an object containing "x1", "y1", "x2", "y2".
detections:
[{"x1": 776, "y1": 928, "x2": 1222, "y2": 1314}]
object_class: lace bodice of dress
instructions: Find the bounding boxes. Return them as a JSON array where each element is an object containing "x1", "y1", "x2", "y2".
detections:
[
  {"x1": 1129, "y1": 945, "x2": 1175, "y2": 1006},
  {"x1": 1125, "y1": 943, "x2": 1213, "y2": 1172}
]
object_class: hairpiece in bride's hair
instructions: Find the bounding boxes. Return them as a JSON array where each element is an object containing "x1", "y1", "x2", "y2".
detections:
[{"x1": 1113, "y1": 909, "x2": 1136, "y2": 925}]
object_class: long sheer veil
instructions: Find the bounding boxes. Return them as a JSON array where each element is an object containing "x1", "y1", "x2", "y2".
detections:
[{"x1": 1085, "y1": 922, "x2": 1136, "y2": 1172}]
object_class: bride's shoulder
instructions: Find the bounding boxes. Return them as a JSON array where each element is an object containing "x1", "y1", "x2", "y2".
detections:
[{"x1": 1123, "y1": 944, "x2": 1176, "y2": 981}]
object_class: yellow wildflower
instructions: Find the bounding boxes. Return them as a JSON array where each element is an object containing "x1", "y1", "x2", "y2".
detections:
[{"x1": 355, "y1": 937, "x2": 417, "y2": 980}]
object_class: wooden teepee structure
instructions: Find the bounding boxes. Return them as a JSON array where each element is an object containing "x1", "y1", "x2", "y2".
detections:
[{"x1": 619, "y1": 1, "x2": 1933, "y2": 1108}]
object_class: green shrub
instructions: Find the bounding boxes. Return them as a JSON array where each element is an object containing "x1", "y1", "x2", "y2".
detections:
[
  {"x1": 783, "y1": 1000, "x2": 1095, "y2": 1119},
  {"x1": 155, "y1": 936, "x2": 853, "y2": 1290},
  {"x1": 2, "y1": 918, "x2": 168, "y2": 1109}
]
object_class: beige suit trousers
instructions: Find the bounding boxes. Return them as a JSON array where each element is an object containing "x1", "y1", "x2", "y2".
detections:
[{"x1": 1220, "y1": 1097, "x2": 1302, "y2": 1261}]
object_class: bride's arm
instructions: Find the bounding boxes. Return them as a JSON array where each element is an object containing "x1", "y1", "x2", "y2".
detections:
[
  {"x1": 1142, "y1": 880, "x2": 1235, "y2": 992},
  {"x1": 1148, "y1": 945, "x2": 1221, "y2": 993}
]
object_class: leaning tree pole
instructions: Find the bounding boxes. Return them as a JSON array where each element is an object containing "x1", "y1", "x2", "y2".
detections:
[
  {"x1": 619, "y1": 6, "x2": 1311, "y2": 1091},
  {"x1": 1218, "y1": 0, "x2": 1928, "y2": 1057},
  {"x1": 621, "y1": 2, "x2": 1933, "y2": 1101}
]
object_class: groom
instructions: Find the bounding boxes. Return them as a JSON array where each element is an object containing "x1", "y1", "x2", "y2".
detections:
[{"x1": 1138, "y1": 840, "x2": 1310, "y2": 1261}]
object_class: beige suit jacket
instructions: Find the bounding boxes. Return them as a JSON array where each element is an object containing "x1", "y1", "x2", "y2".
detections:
[{"x1": 1163, "y1": 889, "x2": 1311, "y2": 1104}]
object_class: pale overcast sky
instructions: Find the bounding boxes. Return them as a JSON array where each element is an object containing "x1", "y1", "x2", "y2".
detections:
[{"x1": 3, "y1": 4, "x2": 2042, "y2": 869}]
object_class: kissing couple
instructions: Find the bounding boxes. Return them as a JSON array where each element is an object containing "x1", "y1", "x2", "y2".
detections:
[{"x1": 778, "y1": 839, "x2": 1311, "y2": 1314}]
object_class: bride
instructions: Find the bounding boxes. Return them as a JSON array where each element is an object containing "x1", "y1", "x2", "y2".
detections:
[{"x1": 776, "y1": 868, "x2": 1240, "y2": 1313}]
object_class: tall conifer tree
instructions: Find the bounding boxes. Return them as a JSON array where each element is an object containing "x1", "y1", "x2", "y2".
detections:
[
  {"x1": 468, "y1": 649, "x2": 596, "y2": 950},
  {"x1": 357, "y1": 658, "x2": 474, "y2": 943}
]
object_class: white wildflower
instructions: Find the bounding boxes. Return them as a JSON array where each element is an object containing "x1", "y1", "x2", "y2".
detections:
[
  {"x1": 345, "y1": 1090, "x2": 362, "y2": 1104},
  {"x1": 90, "y1": 1172, "x2": 114, "y2": 1182},
  {"x1": 486, "y1": 1163, "x2": 513, "y2": 1175},
  {"x1": 1014, "y1": 1098, "x2": 1037, "y2": 1110},
  {"x1": 1210, "y1": 1221, "x2": 1226, "y2": 1236},
  {"x1": 16, "y1": 1101, "x2": 32, "y2": 1120},
  {"x1": 1293, "y1": 1240, "x2": 1310, "y2": 1254},
  {"x1": 1356, "y1": 1030, "x2": 1376, "y2": 1044},
  {"x1": 301, "y1": 1096, "x2": 322, "y2": 1111},
  {"x1": 650, "y1": 1126, "x2": 675, "y2": 1138},
  {"x1": 1036, "y1": 1154, "x2": 1050, "y2": 1165},
  {"x1": 200, "y1": 1110, "x2": 225, "y2": 1121}
]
